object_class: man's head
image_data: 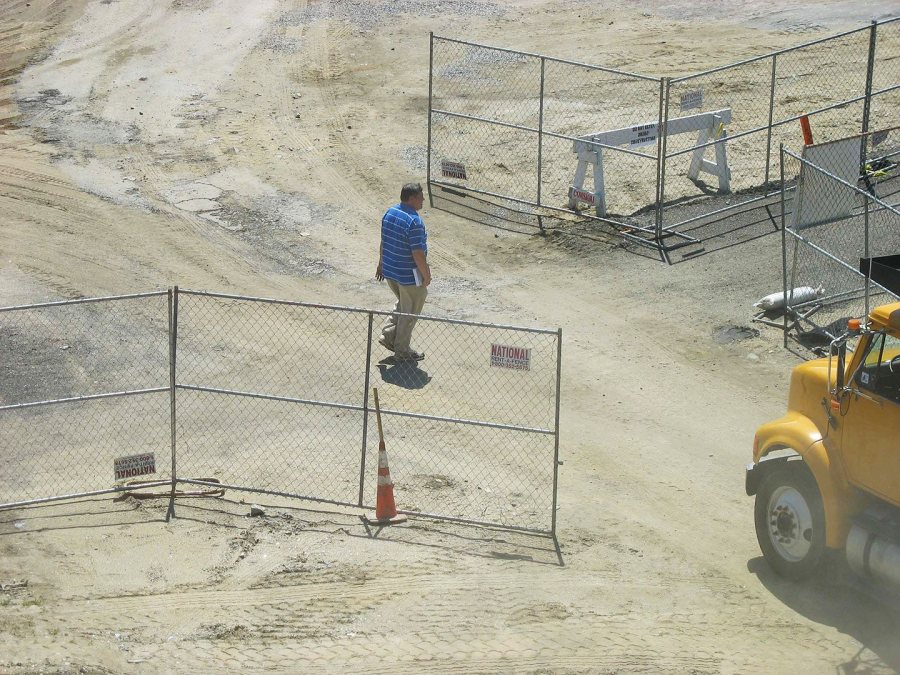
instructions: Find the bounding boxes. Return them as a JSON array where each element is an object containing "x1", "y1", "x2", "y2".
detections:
[{"x1": 400, "y1": 182, "x2": 424, "y2": 211}]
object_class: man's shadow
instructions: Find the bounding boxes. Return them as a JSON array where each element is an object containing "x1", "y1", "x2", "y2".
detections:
[{"x1": 377, "y1": 357, "x2": 432, "y2": 389}]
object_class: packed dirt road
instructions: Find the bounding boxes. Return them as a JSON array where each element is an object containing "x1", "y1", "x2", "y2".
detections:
[{"x1": 1, "y1": 1, "x2": 899, "y2": 672}]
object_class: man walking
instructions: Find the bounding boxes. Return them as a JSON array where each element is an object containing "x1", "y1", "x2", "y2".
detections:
[{"x1": 375, "y1": 183, "x2": 431, "y2": 362}]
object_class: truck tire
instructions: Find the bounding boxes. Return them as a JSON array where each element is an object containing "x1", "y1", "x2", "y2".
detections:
[{"x1": 754, "y1": 463, "x2": 826, "y2": 580}]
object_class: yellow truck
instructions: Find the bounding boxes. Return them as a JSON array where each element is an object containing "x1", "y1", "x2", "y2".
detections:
[{"x1": 746, "y1": 302, "x2": 900, "y2": 589}]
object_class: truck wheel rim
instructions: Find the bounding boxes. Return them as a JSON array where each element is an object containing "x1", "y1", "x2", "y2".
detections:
[{"x1": 767, "y1": 486, "x2": 813, "y2": 563}]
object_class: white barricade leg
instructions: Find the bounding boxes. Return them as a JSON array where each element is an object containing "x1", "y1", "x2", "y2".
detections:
[
  {"x1": 569, "y1": 157, "x2": 590, "y2": 209},
  {"x1": 686, "y1": 114, "x2": 731, "y2": 193},
  {"x1": 688, "y1": 127, "x2": 710, "y2": 182},
  {"x1": 713, "y1": 131, "x2": 730, "y2": 192},
  {"x1": 592, "y1": 149, "x2": 607, "y2": 216},
  {"x1": 569, "y1": 149, "x2": 607, "y2": 216}
]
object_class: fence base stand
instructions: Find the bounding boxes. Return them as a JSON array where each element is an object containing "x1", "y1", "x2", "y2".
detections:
[
  {"x1": 165, "y1": 497, "x2": 176, "y2": 522},
  {"x1": 364, "y1": 512, "x2": 408, "y2": 526}
]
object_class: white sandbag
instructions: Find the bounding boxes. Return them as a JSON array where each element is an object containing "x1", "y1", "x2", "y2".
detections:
[{"x1": 754, "y1": 285, "x2": 824, "y2": 310}]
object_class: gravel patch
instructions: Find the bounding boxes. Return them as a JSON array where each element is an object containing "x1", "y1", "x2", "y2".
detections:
[
  {"x1": 274, "y1": 0, "x2": 504, "y2": 31},
  {"x1": 400, "y1": 145, "x2": 427, "y2": 172},
  {"x1": 18, "y1": 90, "x2": 140, "y2": 150},
  {"x1": 257, "y1": 34, "x2": 304, "y2": 54}
]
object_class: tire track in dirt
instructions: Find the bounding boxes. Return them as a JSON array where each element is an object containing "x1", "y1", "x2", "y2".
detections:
[
  {"x1": 134, "y1": 635, "x2": 727, "y2": 674},
  {"x1": 19, "y1": 586, "x2": 871, "y2": 674},
  {"x1": 42, "y1": 563, "x2": 820, "y2": 644},
  {"x1": 295, "y1": 7, "x2": 478, "y2": 284},
  {"x1": 0, "y1": 146, "x2": 103, "y2": 223},
  {"x1": 44, "y1": 568, "x2": 848, "y2": 675},
  {"x1": 0, "y1": 139, "x2": 236, "y2": 291},
  {"x1": 266, "y1": 2, "x2": 379, "y2": 226}
]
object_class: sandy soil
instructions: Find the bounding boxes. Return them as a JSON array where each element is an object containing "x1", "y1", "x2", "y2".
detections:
[{"x1": 1, "y1": 0, "x2": 899, "y2": 672}]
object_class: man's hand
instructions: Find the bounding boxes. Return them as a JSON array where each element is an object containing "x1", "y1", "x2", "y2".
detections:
[
  {"x1": 411, "y1": 249, "x2": 430, "y2": 287},
  {"x1": 375, "y1": 261, "x2": 384, "y2": 281}
]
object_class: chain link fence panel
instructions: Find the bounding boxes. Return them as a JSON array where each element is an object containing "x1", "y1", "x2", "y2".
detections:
[
  {"x1": 2, "y1": 289, "x2": 562, "y2": 533},
  {"x1": 872, "y1": 18, "x2": 900, "y2": 98},
  {"x1": 0, "y1": 293, "x2": 171, "y2": 505},
  {"x1": 366, "y1": 313, "x2": 559, "y2": 532},
  {"x1": 363, "y1": 414, "x2": 554, "y2": 531},
  {"x1": 431, "y1": 37, "x2": 541, "y2": 128},
  {"x1": 429, "y1": 20, "x2": 899, "y2": 258},
  {"x1": 368, "y1": 314, "x2": 558, "y2": 429},
  {"x1": 171, "y1": 291, "x2": 561, "y2": 532},
  {"x1": 175, "y1": 390, "x2": 365, "y2": 506},
  {"x1": 781, "y1": 143, "x2": 900, "y2": 348},
  {"x1": 173, "y1": 291, "x2": 371, "y2": 507},
  {"x1": 662, "y1": 27, "x2": 874, "y2": 234},
  {"x1": 430, "y1": 111, "x2": 539, "y2": 204}
]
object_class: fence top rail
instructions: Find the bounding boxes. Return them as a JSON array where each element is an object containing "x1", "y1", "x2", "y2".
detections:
[
  {"x1": 0, "y1": 290, "x2": 169, "y2": 313},
  {"x1": 431, "y1": 33, "x2": 660, "y2": 82},
  {"x1": 178, "y1": 289, "x2": 560, "y2": 336},
  {"x1": 782, "y1": 146, "x2": 900, "y2": 219},
  {"x1": 670, "y1": 18, "x2": 892, "y2": 83}
]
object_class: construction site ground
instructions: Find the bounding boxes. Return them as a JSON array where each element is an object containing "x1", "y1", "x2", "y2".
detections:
[{"x1": 1, "y1": 1, "x2": 899, "y2": 673}]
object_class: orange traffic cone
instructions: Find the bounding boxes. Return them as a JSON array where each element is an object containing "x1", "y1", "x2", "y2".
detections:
[{"x1": 366, "y1": 388, "x2": 407, "y2": 526}]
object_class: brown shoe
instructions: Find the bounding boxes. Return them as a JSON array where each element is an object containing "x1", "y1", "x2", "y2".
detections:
[{"x1": 378, "y1": 337, "x2": 395, "y2": 352}]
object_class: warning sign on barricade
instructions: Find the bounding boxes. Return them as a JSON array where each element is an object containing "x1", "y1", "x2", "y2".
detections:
[{"x1": 568, "y1": 187, "x2": 597, "y2": 206}]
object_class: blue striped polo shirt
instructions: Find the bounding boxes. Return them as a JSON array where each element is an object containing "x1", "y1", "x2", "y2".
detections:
[{"x1": 381, "y1": 203, "x2": 427, "y2": 286}]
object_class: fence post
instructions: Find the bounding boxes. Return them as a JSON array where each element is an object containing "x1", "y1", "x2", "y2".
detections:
[
  {"x1": 550, "y1": 327, "x2": 562, "y2": 536},
  {"x1": 764, "y1": 55, "x2": 777, "y2": 185},
  {"x1": 166, "y1": 286, "x2": 179, "y2": 521},
  {"x1": 654, "y1": 78, "x2": 665, "y2": 256},
  {"x1": 536, "y1": 56, "x2": 546, "y2": 234},
  {"x1": 779, "y1": 147, "x2": 789, "y2": 348},
  {"x1": 426, "y1": 32, "x2": 435, "y2": 208},
  {"x1": 655, "y1": 78, "x2": 672, "y2": 264},
  {"x1": 864, "y1": 191, "x2": 871, "y2": 319},
  {"x1": 358, "y1": 312, "x2": 374, "y2": 506},
  {"x1": 861, "y1": 20, "x2": 877, "y2": 141}
]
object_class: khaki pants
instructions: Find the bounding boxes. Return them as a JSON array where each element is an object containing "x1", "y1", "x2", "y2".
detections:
[{"x1": 381, "y1": 279, "x2": 428, "y2": 354}]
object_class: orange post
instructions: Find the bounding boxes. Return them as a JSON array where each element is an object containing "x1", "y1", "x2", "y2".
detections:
[{"x1": 800, "y1": 115, "x2": 813, "y2": 146}]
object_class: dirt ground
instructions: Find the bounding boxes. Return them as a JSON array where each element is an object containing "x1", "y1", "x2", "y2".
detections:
[{"x1": 2, "y1": 0, "x2": 900, "y2": 672}]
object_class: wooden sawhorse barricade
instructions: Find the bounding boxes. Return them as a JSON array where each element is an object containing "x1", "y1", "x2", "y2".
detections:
[{"x1": 568, "y1": 108, "x2": 733, "y2": 216}]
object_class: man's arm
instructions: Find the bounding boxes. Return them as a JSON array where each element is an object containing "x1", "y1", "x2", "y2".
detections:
[{"x1": 411, "y1": 248, "x2": 431, "y2": 287}]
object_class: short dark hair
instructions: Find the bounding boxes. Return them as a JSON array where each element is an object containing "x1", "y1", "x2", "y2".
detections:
[{"x1": 400, "y1": 182, "x2": 423, "y2": 202}]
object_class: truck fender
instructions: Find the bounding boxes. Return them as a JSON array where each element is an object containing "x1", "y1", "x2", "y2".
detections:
[{"x1": 751, "y1": 413, "x2": 855, "y2": 548}]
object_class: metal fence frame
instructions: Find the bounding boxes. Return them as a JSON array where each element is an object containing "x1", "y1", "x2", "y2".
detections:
[
  {"x1": 427, "y1": 17, "x2": 900, "y2": 263},
  {"x1": 779, "y1": 144, "x2": 900, "y2": 348},
  {"x1": 0, "y1": 291, "x2": 174, "y2": 508},
  {"x1": 0, "y1": 288, "x2": 563, "y2": 535}
]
